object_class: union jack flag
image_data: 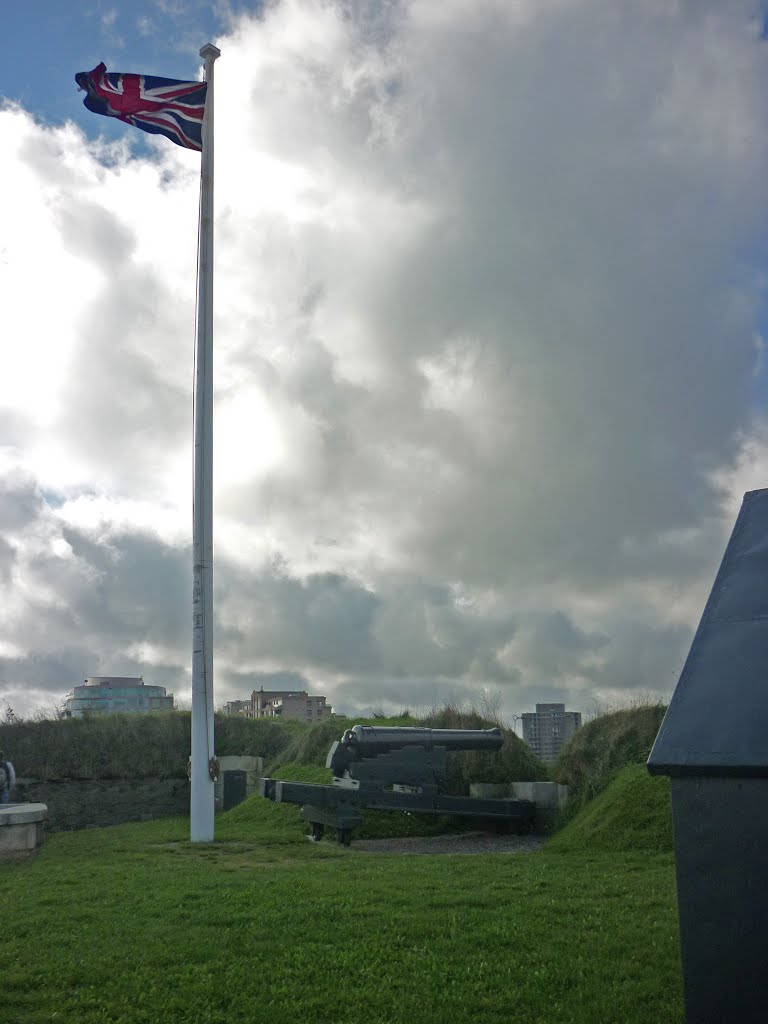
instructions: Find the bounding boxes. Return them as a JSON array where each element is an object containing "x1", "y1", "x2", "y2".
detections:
[{"x1": 75, "y1": 63, "x2": 207, "y2": 151}]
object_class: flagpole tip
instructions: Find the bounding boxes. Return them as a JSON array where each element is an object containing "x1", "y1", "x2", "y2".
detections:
[{"x1": 200, "y1": 43, "x2": 221, "y2": 61}]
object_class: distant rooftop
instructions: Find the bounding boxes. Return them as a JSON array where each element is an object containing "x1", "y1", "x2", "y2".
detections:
[{"x1": 83, "y1": 676, "x2": 145, "y2": 689}]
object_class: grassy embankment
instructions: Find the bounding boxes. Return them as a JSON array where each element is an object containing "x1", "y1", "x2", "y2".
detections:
[
  {"x1": 546, "y1": 762, "x2": 673, "y2": 854},
  {"x1": 552, "y1": 702, "x2": 668, "y2": 828},
  {"x1": 0, "y1": 711, "x2": 305, "y2": 780},
  {"x1": 0, "y1": 706, "x2": 547, "y2": 788}
]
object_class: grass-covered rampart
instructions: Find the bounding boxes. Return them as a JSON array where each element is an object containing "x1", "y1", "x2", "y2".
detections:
[
  {"x1": 552, "y1": 702, "x2": 667, "y2": 825},
  {"x1": 267, "y1": 714, "x2": 417, "y2": 769},
  {"x1": 0, "y1": 712, "x2": 300, "y2": 780},
  {"x1": 546, "y1": 763, "x2": 673, "y2": 854},
  {"x1": 0, "y1": 704, "x2": 548, "y2": 795}
]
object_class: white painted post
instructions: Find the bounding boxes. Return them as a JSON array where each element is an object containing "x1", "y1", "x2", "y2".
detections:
[{"x1": 190, "y1": 42, "x2": 221, "y2": 843}]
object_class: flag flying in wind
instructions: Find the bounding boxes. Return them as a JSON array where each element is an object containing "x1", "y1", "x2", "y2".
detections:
[{"x1": 75, "y1": 63, "x2": 207, "y2": 150}]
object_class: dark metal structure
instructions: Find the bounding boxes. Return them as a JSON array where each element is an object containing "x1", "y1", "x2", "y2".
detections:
[
  {"x1": 260, "y1": 724, "x2": 535, "y2": 845},
  {"x1": 648, "y1": 488, "x2": 768, "y2": 1024},
  {"x1": 222, "y1": 769, "x2": 247, "y2": 811}
]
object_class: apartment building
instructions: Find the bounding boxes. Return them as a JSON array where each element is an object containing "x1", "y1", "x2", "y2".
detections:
[
  {"x1": 251, "y1": 688, "x2": 332, "y2": 722},
  {"x1": 64, "y1": 677, "x2": 174, "y2": 717},
  {"x1": 521, "y1": 702, "x2": 581, "y2": 762},
  {"x1": 221, "y1": 687, "x2": 334, "y2": 722}
]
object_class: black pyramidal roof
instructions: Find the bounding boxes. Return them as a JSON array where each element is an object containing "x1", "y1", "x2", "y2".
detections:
[{"x1": 648, "y1": 488, "x2": 768, "y2": 777}]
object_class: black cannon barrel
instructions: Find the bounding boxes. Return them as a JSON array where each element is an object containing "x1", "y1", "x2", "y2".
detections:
[{"x1": 342, "y1": 725, "x2": 504, "y2": 754}]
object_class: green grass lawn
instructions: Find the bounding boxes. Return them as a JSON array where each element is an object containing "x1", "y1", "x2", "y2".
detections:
[{"x1": 0, "y1": 798, "x2": 683, "y2": 1024}]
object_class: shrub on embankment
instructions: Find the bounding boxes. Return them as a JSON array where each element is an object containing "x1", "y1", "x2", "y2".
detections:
[
  {"x1": 553, "y1": 702, "x2": 667, "y2": 824},
  {"x1": 546, "y1": 762, "x2": 673, "y2": 853}
]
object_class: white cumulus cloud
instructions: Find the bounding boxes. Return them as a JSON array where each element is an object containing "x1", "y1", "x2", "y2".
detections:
[{"x1": 2, "y1": 0, "x2": 768, "y2": 721}]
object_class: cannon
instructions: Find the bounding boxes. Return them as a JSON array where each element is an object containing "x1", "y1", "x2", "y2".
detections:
[{"x1": 259, "y1": 725, "x2": 535, "y2": 845}]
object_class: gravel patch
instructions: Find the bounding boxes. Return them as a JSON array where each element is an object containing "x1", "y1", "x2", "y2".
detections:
[{"x1": 351, "y1": 832, "x2": 545, "y2": 855}]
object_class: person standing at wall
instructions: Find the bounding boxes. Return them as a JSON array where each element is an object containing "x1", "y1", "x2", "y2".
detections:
[{"x1": 0, "y1": 750, "x2": 16, "y2": 804}]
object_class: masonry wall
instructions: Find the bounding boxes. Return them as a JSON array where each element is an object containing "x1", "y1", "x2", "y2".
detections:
[{"x1": 12, "y1": 777, "x2": 190, "y2": 832}]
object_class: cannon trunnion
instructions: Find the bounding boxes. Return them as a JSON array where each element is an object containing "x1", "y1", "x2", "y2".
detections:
[{"x1": 259, "y1": 725, "x2": 535, "y2": 845}]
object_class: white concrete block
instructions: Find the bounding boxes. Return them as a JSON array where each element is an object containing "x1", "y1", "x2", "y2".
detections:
[{"x1": 0, "y1": 803, "x2": 48, "y2": 861}]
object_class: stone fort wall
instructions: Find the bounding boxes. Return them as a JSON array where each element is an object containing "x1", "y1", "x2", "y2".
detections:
[{"x1": 12, "y1": 777, "x2": 190, "y2": 832}]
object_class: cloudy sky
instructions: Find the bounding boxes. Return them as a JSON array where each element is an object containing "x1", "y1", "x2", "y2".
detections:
[{"x1": 1, "y1": 0, "x2": 768, "y2": 724}]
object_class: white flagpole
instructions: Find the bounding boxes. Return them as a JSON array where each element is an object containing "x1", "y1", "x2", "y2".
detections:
[{"x1": 191, "y1": 41, "x2": 221, "y2": 843}]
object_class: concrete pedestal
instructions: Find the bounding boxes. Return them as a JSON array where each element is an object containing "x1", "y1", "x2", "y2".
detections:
[
  {"x1": 511, "y1": 781, "x2": 569, "y2": 832},
  {"x1": 0, "y1": 803, "x2": 48, "y2": 861},
  {"x1": 468, "y1": 781, "x2": 569, "y2": 832}
]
